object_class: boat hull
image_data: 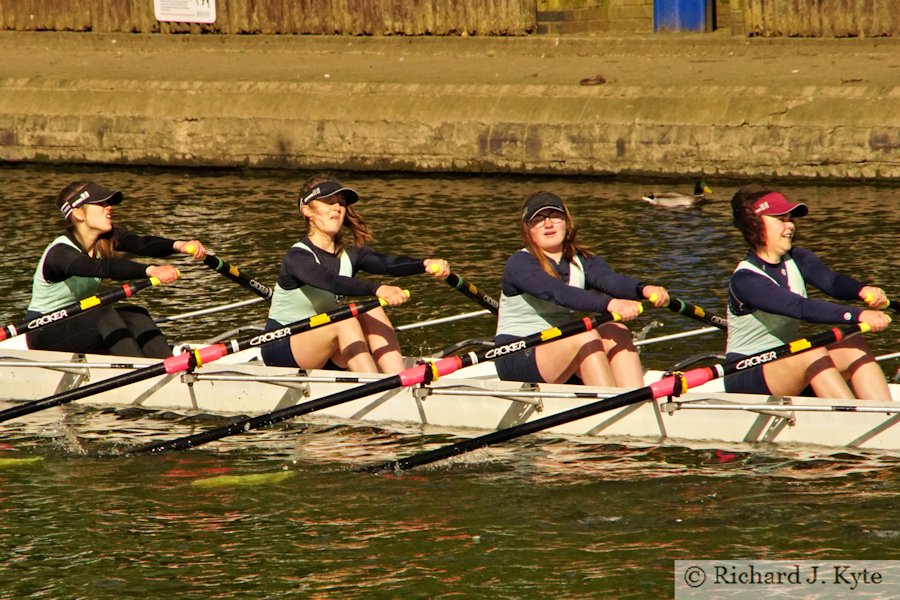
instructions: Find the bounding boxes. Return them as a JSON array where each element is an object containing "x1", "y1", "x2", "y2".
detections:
[{"x1": 1, "y1": 346, "x2": 898, "y2": 452}]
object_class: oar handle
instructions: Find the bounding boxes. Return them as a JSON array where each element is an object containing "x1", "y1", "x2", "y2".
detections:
[
  {"x1": 367, "y1": 322, "x2": 867, "y2": 473},
  {"x1": 200, "y1": 254, "x2": 274, "y2": 300},
  {"x1": 443, "y1": 272, "x2": 499, "y2": 314},
  {"x1": 0, "y1": 278, "x2": 161, "y2": 342},
  {"x1": 653, "y1": 295, "x2": 727, "y2": 330},
  {"x1": 134, "y1": 308, "x2": 625, "y2": 454},
  {"x1": 864, "y1": 293, "x2": 898, "y2": 314}
]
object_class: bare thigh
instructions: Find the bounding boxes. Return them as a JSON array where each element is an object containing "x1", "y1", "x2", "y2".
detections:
[{"x1": 289, "y1": 318, "x2": 370, "y2": 369}]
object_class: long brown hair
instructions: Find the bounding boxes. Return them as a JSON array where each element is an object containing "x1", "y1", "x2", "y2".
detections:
[
  {"x1": 298, "y1": 175, "x2": 374, "y2": 252},
  {"x1": 55, "y1": 181, "x2": 118, "y2": 259},
  {"x1": 520, "y1": 192, "x2": 593, "y2": 279},
  {"x1": 731, "y1": 184, "x2": 776, "y2": 251}
]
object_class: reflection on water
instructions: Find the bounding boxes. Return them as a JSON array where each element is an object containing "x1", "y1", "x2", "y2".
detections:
[
  {"x1": 1, "y1": 399, "x2": 900, "y2": 598},
  {"x1": 0, "y1": 164, "x2": 898, "y2": 598}
]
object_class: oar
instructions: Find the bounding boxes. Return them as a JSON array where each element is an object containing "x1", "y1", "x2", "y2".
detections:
[
  {"x1": 864, "y1": 293, "x2": 898, "y2": 315},
  {"x1": 442, "y1": 271, "x2": 499, "y2": 314},
  {"x1": 658, "y1": 296, "x2": 727, "y2": 329},
  {"x1": 0, "y1": 277, "x2": 162, "y2": 342},
  {"x1": 395, "y1": 309, "x2": 491, "y2": 332},
  {"x1": 0, "y1": 297, "x2": 391, "y2": 424},
  {"x1": 367, "y1": 323, "x2": 870, "y2": 472},
  {"x1": 634, "y1": 326, "x2": 720, "y2": 347},
  {"x1": 155, "y1": 297, "x2": 266, "y2": 324},
  {"x1": 194, "y1": 250, "x2": 273, "y2": 301},
  {"x1": 132, "y1": 309, "x2": 630, "y2": 454}
]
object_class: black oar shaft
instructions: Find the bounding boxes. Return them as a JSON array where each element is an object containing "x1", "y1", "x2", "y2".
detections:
[
  {"x1": 371, "y1": 323, "x2": 866, "y2": 472},
  {"x1": 202, "y1": 255, "x2": 273, "y2": 300},
  {"x1": 444, "y1": 273, "x2": 499, "y2": 314},
  {"x1": 665, "y1": 297, "x2": 727, "y2": 329},
  {"x1": 0, "y1": 278, "x2": 159, "y2": 342},
  {"x1": 135, "y1": 312, "x2": 621, "y2": 454},
  {"x1": 388, "y1": 387, "x2": 651, "y2": 471},
  {"x1": 136, "y1": 375, "x2": 403, "y2": 453},
  {"x1": 0, "y1": 363, "x2": 169, "y2": 422}
]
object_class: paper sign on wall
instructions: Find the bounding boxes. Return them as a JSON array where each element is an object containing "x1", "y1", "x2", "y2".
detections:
[{"x1": 154, "y1": 0, "x2": 216, "y2": 24}]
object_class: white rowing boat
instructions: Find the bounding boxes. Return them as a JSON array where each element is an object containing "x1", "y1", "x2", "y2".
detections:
[{"x1": 2, "y1": 339, "x2": 898, "y2": 453}]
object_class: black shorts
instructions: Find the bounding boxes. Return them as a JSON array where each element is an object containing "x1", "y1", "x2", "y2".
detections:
[
  {"x1": 723, "y1": 354, "x2": 814, "y2": 396},
  {"x1": 493, "y1": 335, "x2": 582, "y2": 385},
  {"x1": 260, "y1": 319, "x2": 298, "y2": 367},
  {"x1": 259, "y1": 319, "x2": 343, "y2": 371},
  {"x1": 723, "y1": 362, "x2": 769, "y2": 395},
  {"x1": 495, "y1": 345, "x2": 544, "y2": 383}
]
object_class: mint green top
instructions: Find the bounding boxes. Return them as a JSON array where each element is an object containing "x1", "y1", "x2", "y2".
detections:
[
  {"x1": 27, "y1": 236, "x2": 102, "y2": 314},
  {"x1": 268, "y1": 241, "x2": 353, "y2": 324}
]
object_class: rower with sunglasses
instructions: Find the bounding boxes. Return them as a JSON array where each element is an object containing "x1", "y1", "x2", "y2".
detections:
[{"x1": 494, "y1": 191, "x2": 670, "y2": 387}]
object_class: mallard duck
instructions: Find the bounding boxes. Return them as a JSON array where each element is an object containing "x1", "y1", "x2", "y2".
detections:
[{"x1": 641, "y1": 181, "x2": 712, "y2": 208}]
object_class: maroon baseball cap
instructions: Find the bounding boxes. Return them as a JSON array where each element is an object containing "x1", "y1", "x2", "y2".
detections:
[{"x1": 752, "y1": 192, "x2": 808, "y2": 218}]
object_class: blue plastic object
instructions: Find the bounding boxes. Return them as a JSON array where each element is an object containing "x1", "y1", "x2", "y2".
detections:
[{"x1": 654, "y1": 0, "x2": 710, "y2": 32}]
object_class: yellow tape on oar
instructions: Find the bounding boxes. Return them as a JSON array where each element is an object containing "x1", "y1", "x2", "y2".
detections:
[
  {"x1": 310, "y1": 314, "x2": 332, "y2": 327},
  {"x1": 540, "y1": 327, "x2": 562, "y2": 342},
  {"x1": 789, "y1": 339, "x2": 812, "y2": 353},
  {"x1": 0, "y1": 456, "x2": 44, "y2": 468},
  {"x1": 191, "y1": 471, "x2": 296, "y2": 488},
  {"x1": 80, "y1": 296, "x2": 101, "y2": 310}
]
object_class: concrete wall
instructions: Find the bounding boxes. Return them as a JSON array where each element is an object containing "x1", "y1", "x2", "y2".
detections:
[{"x1": 2, "y1": 33, "x2": 897, "y2": 181}]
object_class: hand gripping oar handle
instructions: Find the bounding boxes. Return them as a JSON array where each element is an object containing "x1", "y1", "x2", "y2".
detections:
[
  {"x1": 655, "y1": 295, "x2": 727, "y2": 330},
  {"x1": 199, "y1": 253, "x2": 273, "y2": 300},
  {"x1": 368, "y1": 322, "x2": 870, "y2": 472},
  {"x1": 0, "y1": 278, "x2": 162, "y2": 342},
  {"x1": 864, "y1": 293, "x2": 898, "y2": 315},
  {"x1": 443, "y1": 272, "x2": 499, "y2": 314},
  {"x1": 132, "y1": 308, "x2": 630, "y2": 454},
  {"x1": 0, "y1": 296, "x2": 392, "y2": 424}
]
